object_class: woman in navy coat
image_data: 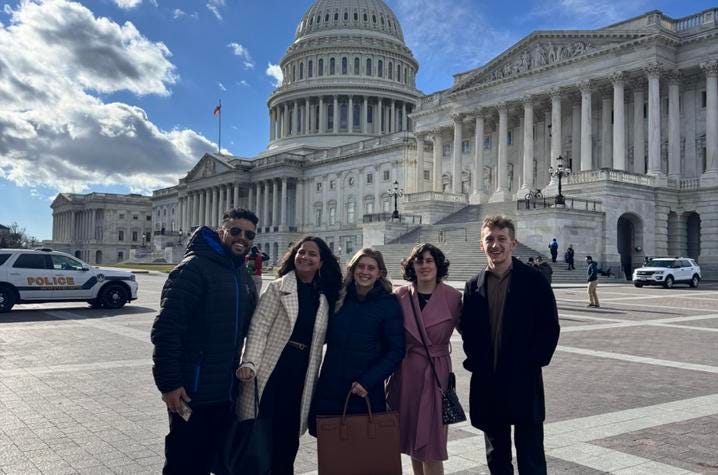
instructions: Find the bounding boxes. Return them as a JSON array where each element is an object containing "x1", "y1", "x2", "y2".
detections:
[{"x1": 309, "y1": 248, "x2": 405, "y2": 435}]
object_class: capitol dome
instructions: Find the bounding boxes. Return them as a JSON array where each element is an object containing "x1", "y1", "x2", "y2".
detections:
[{"x1": 265, "y1": 0, "x2": 420, "y2": 152}]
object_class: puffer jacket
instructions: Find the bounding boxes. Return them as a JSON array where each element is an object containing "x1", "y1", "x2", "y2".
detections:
[
  {"x1": 151, "y1": 226, "x2": 258, "y2": 405},
  {"x1": 309, "y1": 282, "x2": 405, "y2": 435}
]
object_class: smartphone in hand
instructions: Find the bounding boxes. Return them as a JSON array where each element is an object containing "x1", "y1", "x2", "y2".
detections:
[{"x1": 178, "y1": 400, "x2": 192, "y2": 422}]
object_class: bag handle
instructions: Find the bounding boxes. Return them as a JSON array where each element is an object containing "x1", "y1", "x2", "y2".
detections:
[
  {"x1": 408, "y1": 289, "x2": 444, "y2": 393},
  {"x1": 341, "y1": 390, "x2": 373, "y2": 424}
]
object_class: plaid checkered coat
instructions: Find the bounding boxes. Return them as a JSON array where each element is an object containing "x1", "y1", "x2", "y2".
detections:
[{"x1": 236, "y1": 271, "x2": 329, "y2": 435}]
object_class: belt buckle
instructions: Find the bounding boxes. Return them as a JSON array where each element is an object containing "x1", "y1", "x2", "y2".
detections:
[{"x1": 288, "y1": 340, "x2": 307, "y2": 351}]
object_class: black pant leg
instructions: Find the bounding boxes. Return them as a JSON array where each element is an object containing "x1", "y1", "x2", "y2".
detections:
[
  {"x1": 483, "y1": 424, "x2": 514, "y2": 475},
  {"x1": 163, "y1": 402, "x2": 232, "y2": 475},
  {"x1": 514, "y1": 423, "x2": 547, "y2": 475}
]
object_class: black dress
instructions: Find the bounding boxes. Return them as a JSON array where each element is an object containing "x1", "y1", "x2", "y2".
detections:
[{"x1": 259, "y1": 276, "x2": 319, "y2": 475}]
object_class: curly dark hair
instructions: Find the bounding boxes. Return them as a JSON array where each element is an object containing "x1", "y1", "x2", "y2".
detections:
[
  {"x1": 276, "y1": 236, "x2": 342, "y2": 309},
  {"x1": 400, "y1": 243, "x2": 450, "y2": 283},
  {"x1": 222, "y1": 208, "x2": 259, "y2": 226}
]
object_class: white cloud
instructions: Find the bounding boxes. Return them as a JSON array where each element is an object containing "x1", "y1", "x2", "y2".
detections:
[
  {"x1": 265, "y1": 63, "x2": 283, "y2": 88},
  {"x1": 114, "y1": 0, "x2": 142, "y2": 9},
  {"x1": 206, "y1": 0, "x2": 224, "y2": 21},
  {"x1": 237, "y1": 80, "x2": 249, "y2": 87},
  {"x1": 395, "y1": 0, "x2": 515, "y2": 85},
  {"x1": 528, "y1": 0, "x2": 648, "y2": 27},
  {"x1": 218, "y1": 81, "x2": 226, "y2": 91},
  {"x1": 0, "y1": 0, "x2": 217, "y2": 193},
  {"x1": 172, "y1": 8, "x2": 198, "y2": 20},
  {"x1": 227, "y1": 42, "x2": 255, "y2": 69}
]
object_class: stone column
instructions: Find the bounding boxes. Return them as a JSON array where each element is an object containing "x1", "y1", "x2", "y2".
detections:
[
  {"x1": 333, "y1": 96, "x2": 339, "y2": 133},
  {"x1": 491, "y1": 103, "x2": 511, "y2": 202},
  {"x1": 519, "y1": 97, "x2": 535, "y2": 197},
  {"x1": 255, "y1": 184, "x2": 262, "y2": 225},
  {"x1": 89, "y1": 210, "x2": 95, "y2": 241},
  {"x1": 248, "y1": 185, "x2": 254, "y2": 213},
  {"x1": 282, "y1": 104, "x2": 289, "y2": 138},
  {"x1": 390, "y1": 101, "x2": 396, "y2": 134},
  {"x1": 319, "y1": 96, "x2": 325, "y2": 133},
  {"x1": 292, "y1": 102, "x2": 299, "y2": 136},
  {"x1": 262, "y1": 181, "x2": 270, "y2": 226},
  {"x1": 304, "y1": 99, "x2": 310, "y2": 134},
  {"x1": 471, "y1": 112, "x2": 487, "y2": 203},
  {"x1": 612, "y1": 72, "x2": 626, "y2": 171},
  {"x1": 271, "y1": 179, "x2": 279, "y2": 226},
  {"x1": 362, "y1": 96, "x2": 368, "y2": 134},
  {"x1": 336, "y1": 172, "x2": 344, "y2": 224},
  {"x1": 571, "y1": 97, "x2": 581, "y2": 170},
  {"x1": 646, "y1": 63, "x2": 663, "y2": 177},
  {"x1": 431, "y1": 130, "x2": 443, "y2": 192},
  {"x1": 402, "y1": 103, "x2": 407, "y2": 132},
  {"x1": 451, "y1": 113, "x2": 464, "y2": 194},
  {"x1": 280, "y1": 177, "x2": 288, "y2": 226},
  {"x1": 601, "y1": 88, "x2": 613, "y2": 169},
  {"x1": 233, "y1": 183, "x2": 240, "y2": 209},
  {"x1": 198, "y1": 189, "x2": 206, "y2": 226},
  {"x1": 295, "y1": 179, "x2": 304, "y2": 229},
  {"x1": 348, "y1": 96, "x2": 354, "y2": 133},
  {"x1": 632, "y1": 80, "x2": 646, "y2": 174},
  {"x1": 579, "y1": 80, "x2": 594, "y2": 172},
  {"x1": 666, "y1": 70, "x2": 682, "y2": 179},
  {"x1": 701, "y1": 60, "x2": 718, "y2": 185},
  {"x1": 177, "y1": 199, "x2": 183, "y2": 233},
  {"x1": 415, "y1": 133, "x2": 425, "y2": 193},
  {"x1": 550, "y1": 88, "x2": 562, "y2": 173},
  {"x1": 213, "y1": 187, "x2": 220, "y2": 227}
]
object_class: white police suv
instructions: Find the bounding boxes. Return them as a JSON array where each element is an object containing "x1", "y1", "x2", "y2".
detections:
[
  {"x1": 0, "y1": 248, "x2": 138, "y2": 313},
  {"x1": 632, "y1": 257, "x2": 702, "y2": 289}
]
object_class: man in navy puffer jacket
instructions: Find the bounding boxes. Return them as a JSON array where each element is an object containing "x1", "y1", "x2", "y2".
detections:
[{"x1": 151, "y1": 208, "x2": 258, "y2": 474}]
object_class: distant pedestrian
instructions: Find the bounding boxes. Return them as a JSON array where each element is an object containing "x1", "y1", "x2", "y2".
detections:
[
  {"x1": 245, "y1": 246, "x2": 269, "y2": 294},
  {"x1": 536, "y1": 256, "x2": 553, "y2": 284},
  {"x1": 566, "y1": 245, "x2": 575, "y2": 270},
  {"x1": 586, "y1": 256, "x2": 600, "y2": 308},
  {"x1": 460, "y1": 216, "x2": 560, "y2": 474},
  {"x1": 549, "y1": 238, "x2": 559, "y2": 263},
  {"x1": 527, "y1": 257, "x2": 535, "y2": 268},
  {"x1": 151, "y1": 208, "x2": 259, "y2": 475}
]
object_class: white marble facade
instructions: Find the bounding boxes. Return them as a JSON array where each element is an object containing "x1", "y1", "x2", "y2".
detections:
[{"x1": 53, "y1": 2, "x2": 718, "y2": 275}]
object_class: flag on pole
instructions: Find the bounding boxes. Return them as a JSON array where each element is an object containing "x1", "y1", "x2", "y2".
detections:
[{"x1": 213, "y1": 103, "x2": 222, "y2": 116}]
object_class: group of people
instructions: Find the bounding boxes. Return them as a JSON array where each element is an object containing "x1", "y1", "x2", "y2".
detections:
[{"x1": 151, "y1": 209, "x2": 561, "y2": 475}]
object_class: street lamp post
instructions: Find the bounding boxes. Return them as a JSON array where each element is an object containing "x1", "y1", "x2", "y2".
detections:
[
  {"x1": 549, "y1": 155, "x2": 571, "y2": 206},
  {"x1": 387, "y1": 180, "x2": 404, "y2": 220}
]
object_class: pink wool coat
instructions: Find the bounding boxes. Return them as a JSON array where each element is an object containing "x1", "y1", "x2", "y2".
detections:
[{"x1": 386, "y1": 282, "x2": 462, "y2": 462}]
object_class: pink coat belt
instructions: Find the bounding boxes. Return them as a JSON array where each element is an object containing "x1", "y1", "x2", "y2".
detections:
[{"x1": 407, "y1": 344, "x2": 450, "y2": 359}]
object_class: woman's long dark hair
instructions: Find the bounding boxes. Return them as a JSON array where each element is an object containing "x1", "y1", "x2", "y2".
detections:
[{"x1": 277, "y1": 236, "x2": 342, "y2": 310}]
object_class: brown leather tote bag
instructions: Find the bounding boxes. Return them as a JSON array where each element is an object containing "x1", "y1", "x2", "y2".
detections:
[{"x1": 316, "y1": 390, "x2": 401, "y2": 475}]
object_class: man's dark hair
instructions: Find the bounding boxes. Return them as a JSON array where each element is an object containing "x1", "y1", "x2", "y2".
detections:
[
  {"x1": 481, "y1": 215, "x2": 516, "y2": 240},
  {"x1": 401, "y1": 243, "x2": 450, "y2": 283},
  {"x1": 586, "y1": 255, "x2": 593, "y2": 260},
  {"x1": 528, "y1": 257, "x2": 535, "y2": 263},
  {"x1": 222, "y1": 208, "x2": 259, "y2": 226}
]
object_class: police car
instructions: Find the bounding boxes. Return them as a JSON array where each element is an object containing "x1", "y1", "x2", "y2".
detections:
[
  {"x1": 632, "y1": 257, "x2": 702, "y2": 289},
  {"x1": 0, "y1": 248, "x2": 138, "y2": 313}
]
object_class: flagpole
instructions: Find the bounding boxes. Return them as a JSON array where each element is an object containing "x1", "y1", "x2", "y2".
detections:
[{"x1": 217, "y1": 99, "x2": 222, "y2": 154}]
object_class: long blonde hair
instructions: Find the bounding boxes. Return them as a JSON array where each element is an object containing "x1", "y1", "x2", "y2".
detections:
[{"x1": 336, "y1": 248, "x2": 393, "y2": 309}]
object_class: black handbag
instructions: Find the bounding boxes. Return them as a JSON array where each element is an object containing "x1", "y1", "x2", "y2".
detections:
[
  {"x1": 217, "y1": 379, "x2": 272, "y2": 475},
  {"x1": 408, "y1": 292, "x2": 467, "y2": 425}
]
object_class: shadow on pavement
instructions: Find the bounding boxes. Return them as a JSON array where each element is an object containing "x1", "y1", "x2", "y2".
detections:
[{"x1": 0, "y1": 305, "x2": 157, "y2": 324}]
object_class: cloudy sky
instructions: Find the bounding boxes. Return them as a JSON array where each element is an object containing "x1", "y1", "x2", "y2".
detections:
[{"x1": 0, "y1": 0, "x2": 713, "y2": 240}]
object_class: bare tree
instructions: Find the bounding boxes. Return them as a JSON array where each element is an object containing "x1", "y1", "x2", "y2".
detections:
[{"x1": 2, "y1": 222, "x2": 38, "y2": 248}]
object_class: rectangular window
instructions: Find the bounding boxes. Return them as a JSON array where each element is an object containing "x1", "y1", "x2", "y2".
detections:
[
  {"x1": 12, "y1": 254, "x2": 49, "y2": 269},
  {"x1": 315, "y1": 209, "x2": 322, "y2": 227},
  {"x1": 329, "y1": 207, "x2": 336, "y2": 225},
  {"x1": 383, "y1": 170, "x2": 390, "y2": 181},
  {"x1": 346, "y1": 240, "x2": 354, "y2": 254},
  {"x1": 119, "y1": 213, "x2": 125, "y2": 219},
  {"x1": 643, "y1": 103, "x2": 647, "y2": 118},
  {"x1": 132, "y1": 231, "x2": 138, "y2": 242},
  {"x1": 51, "y1": 255, "x2": 83, "y2": 271},
  {"x1": 366, "y1": 202, "x2": 374, "y2": 214},
  {"x1": 507, "y1": 131, "x2": 513, "y2": 146},
  {"x1": 118, "y1": 230, "x2": 124, "y2": 241},
  {"x1": 443, "y1": 144, "x2": 451, "y2": 157},
  {"x1": 316, "y1": 182, "x2": 322, "y2": 192},
  {"x1": 146, "y1": 215, "x2": 151, "y2": 221},
  {"x1": 424, "y1": 170, "x2": 431, "y2": 181},
  {"x1": 117, "y1": 251, "x2": 124, "y2": 261},
  {"x1": 330, "y1": 180, "x2": 336, "y2": 190},
  {"x1": 702, "y1": 91, "x2": 707, "y2": 108},
  {"x1": 483, "y1": 136, "x2": 491, "y2": 150},
  {"x1": 366, "y1": 173, "x2": 373, "y2": 184},
  {"x1": 383, "y1": 200, "x2": 390, "y2": 212},
  {"x1": 0, "y1": 254, "x2": 11, "y2": 266},
  {"x1": 132, "y1": 215, "x2": 138, "y2": 220},
  {"x1": 461, "y1": 140, "x2": 470, "y2": 153}
]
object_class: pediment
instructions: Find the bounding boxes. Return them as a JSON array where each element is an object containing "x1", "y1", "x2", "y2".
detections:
[
  {"x1": 186, "y1": 153, "x2": 232, "y2": 181},
  {"x1": 51, "y1": 193, "x2": 73, "y2": 208},
  {"x1": 451, "y1": 32, "x2": 650, "y2": 93}
]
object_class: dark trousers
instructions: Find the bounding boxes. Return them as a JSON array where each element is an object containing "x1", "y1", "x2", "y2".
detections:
[
  {"x1": 550, "y1": 252, "x2": 557, "y2": 263},
  {"x1": 163, "y1": 401, "x2": 232, "y2": 475},
  {"x1": 483, "y1": 423, "x2": 547, "y2": 475},
  {"x1": 260, "y1": 345, "x2": 309, "y2": 475}
]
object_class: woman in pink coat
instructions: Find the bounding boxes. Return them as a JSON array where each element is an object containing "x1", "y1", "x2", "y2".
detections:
[{"x1": 387, "y1": 243, "x2": 462, "y2": 475}]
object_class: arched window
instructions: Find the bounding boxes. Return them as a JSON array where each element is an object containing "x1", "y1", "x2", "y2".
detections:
[
  {"x1": 308, "y1": 60, "x2": 313, "y2": 78},
  {"x1": 330, "y1": 58, "x2": 336, "y2": 75},
  {"x1": 354, "y1": 57, "x2": 360, "y2": 75},
  {"x1": 372, "y1": 14, "x2": 377, "y2": 23},
  {"x1": 397, "y1": 64, "x2": 401, "y2": 82},
  {"x1": 299, "y1": 62, "x2": 304, "y2": 80},
  {"x1": 404, "y1": 67, "x2": 408, "y2": 84},
  {"x1": 378, "y1": 60, "x2": 383, "y2": 78},
  {"x1": 316, "y1": 15, "x2": 321, "y2": 23},
  {"x1": 334, "y1": 12, "x2": 338, "y2": 21},
  {"x1": 342, "y1": 57, "x2": 348, "y2": 75},
  {"x1": 363, "y1": 13, "x2": 368, "y2": 22},
  {"x1": 318, "y1": 58, "x2": 324, "y2": 76},
  {"x1": 344, "y1": 11, "x2": 348, "y2": 20},
  {"x1": 325, "y1": 13, "x2": 329, "y2": 22},
  {"x1": 380, "y1": 16, "x2": 385, "y2": 25},
  {"x1": 388, "y1": 62, "x2": 393, "y2": 80},
  {"x1": 292, "y1": 64, "x2": 296, "y2": 82},
  {"x1": 354, "y1": 12, "x2": 358, "y2": 21},
  {"x1": 347, "y1": 201, "x2": 356, "y2": 224},
  {"x1": 366, "y1": 58, "x2": 372, "y2": 76}
]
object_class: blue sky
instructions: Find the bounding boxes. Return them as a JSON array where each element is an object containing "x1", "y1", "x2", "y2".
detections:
[{"x1": 0, "y1": 0, "x2": 714, "y2": 240}]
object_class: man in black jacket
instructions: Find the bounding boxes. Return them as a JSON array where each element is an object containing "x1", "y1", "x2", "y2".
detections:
[
  {"x1": 460, "y1": 216, "x2": 560, "y2": 474},
  {"x1": 151, "y1": 208, "x2": 259, "y2": 474}
]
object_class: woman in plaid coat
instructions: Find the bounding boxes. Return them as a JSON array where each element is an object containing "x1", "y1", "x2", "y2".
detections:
[{"x1": 236, "y1": 236, "x2": 342, "y2": 474}]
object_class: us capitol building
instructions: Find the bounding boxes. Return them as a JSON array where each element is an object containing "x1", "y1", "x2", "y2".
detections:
[{"x1": 50, "y1": 1, "x2": 718, "y2": 280}]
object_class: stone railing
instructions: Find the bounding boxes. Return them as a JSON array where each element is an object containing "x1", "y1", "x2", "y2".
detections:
[
  {"x1": 306, "y1": 132, "x2": 412, "y2": 162},
  {"x1": 517, "y1": 196, "x2": 603, "y2": 212},
  {"x1": 402, "y1": 191, "x2": 468, "y2": 204},
  {"x1": 667, "y1": 177, "x2": 701, "y2": 190},
  {"x1": 252, "y1": 153, "x2": 305, "y2": 169},
  {"x1": 566, "y1": 169, "x2": 656, "y2": 187},
  {"x1": 670, "y1": 9, "x2": 717, "y2": 31},
  {"x1": 362, "y1": 213, "x2": 423, "y2": 224}
]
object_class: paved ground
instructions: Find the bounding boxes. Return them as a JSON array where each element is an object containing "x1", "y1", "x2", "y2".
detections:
[{"x1": 1, "y1": 275, "x2": 717, "y2": 474}]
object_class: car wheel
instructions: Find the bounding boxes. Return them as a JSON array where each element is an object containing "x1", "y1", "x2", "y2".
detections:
[
  {"x1": 663, "y1": 275, "x2": 674, "y2": 289},
  {"x1": 87, "y1": 299, "x2": 102, "y2": 309},
  {"x1": 0, "y1": 285, "x2": 16, "y2": 313},
  {"x1": 634, "y1": 283, "x2": 643, "y2": 288},
  {"x1": 690, "y1": 275, "x2": 700, "y2": 288},
  {"x1": 100, "y1": 284, "x2": 128, "y2": 309}
]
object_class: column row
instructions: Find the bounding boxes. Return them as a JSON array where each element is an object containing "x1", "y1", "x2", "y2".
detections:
[
  {"x1": 269, "y1": 96, "x2": 412, "y2": 140},
  {"x1": 181, "y1": 183, "x2": 243, "y2": 231}
]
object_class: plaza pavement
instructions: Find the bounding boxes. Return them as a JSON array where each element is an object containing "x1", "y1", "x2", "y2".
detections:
[{"x1": 0, "y1": 274, "x2": 717, "y2": 474}]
